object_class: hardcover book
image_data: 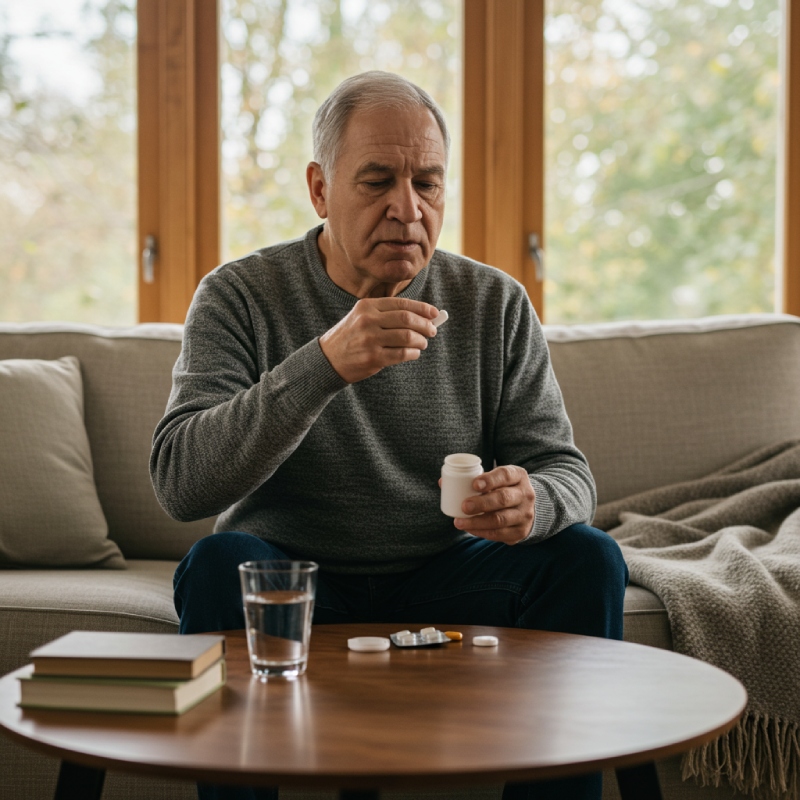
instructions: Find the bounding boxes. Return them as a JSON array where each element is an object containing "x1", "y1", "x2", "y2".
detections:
[
  {"x1": 30, "y1": 631, "x2": 225, "y2": 680},
  {"x1": 18, "y1": 659, "x2": 226, "y2": 715}
]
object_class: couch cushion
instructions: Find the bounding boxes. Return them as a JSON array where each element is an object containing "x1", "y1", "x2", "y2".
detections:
[
  {"x1": 0, "y1": 356, "x2": 125, "y2": 569},
  {"x1": 0, "y1": 323, "x2": 215, "y2": 560},
  {"x1": 546, "y1": 314, "x2": 800, "y2": 504},
  {"x1": 622, "y1": 585, "x2": 671, "y2": 651},
  {"x1": 0, "y1": 560, "x2": 180, "y2": 676}
]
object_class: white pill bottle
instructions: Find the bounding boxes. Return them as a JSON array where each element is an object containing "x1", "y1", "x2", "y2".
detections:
[{"x1": 440, "y1": 453, "x2": 484, "y2": 517}]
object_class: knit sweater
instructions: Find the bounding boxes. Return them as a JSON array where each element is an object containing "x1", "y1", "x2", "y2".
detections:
[{"x1": 150, "y1": 225, "x2": 596, "y2": 574}]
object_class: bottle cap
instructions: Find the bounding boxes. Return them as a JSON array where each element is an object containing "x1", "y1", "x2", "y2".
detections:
[{"x1": 347, "y1": 637, "x2": 391, "y2": 652}]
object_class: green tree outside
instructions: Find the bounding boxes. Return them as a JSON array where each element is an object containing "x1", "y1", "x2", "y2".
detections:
[
  {"x1": 0, "y1": 1, "x2": 137, "y2": 325},
  {"x1": 544, "y1": 0, "x2": 781, "y2": 323}
]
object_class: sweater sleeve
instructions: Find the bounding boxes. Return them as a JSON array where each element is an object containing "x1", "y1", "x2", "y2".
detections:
[
  {"x1": 495, "y1": 291, "x2": 597, "y2": 542},
  {"x1": 149, "y1": 268, "x2": 348, "y2": 522}
]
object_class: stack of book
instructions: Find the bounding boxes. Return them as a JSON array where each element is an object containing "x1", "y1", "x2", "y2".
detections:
[{"x1": 18, "y1": 631, "x2": 226, "y2": 715}]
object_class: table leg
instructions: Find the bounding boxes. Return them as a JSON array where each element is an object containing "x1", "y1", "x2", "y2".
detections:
[
  {"x1": 339, "y1": 791, "x2": 379, "y2": 800},
  {"x1": 54, "y1": 760, "x2": 106, "y2": 800},
  {"x1": 615, "y1": 761, "x2": 664, "y2": 800}
]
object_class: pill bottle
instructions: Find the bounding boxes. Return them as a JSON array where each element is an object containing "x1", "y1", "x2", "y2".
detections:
[{"x1": 440, "y1": 453, "x2": 484, "y2": 517}]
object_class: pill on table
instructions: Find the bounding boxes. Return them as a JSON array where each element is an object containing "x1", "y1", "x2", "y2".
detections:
[
  {"x1": 420, "y1": 627, "x2": 438, "y2": 635},
  {"x1": 444, "y1": 631, "x2": 463, "y2": 641},
  {"x1": 393, "y1": 630, "x2": 411, "y2": 637},
  {"x1": 398, "y1": 634, "x2": 417, "y2": 645},
  {"x1": 473, "y1": 635, "x2": 499, "y2": 647}
]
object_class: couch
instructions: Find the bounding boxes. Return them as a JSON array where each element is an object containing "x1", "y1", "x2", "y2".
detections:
[{"x1": 3, "y1": 314, "x2": 800, "y2": 800}]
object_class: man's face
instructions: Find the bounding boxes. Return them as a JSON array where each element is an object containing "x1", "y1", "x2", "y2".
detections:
[{"x1": 308, "y1": 104, "x2": 447, "y2": 298}]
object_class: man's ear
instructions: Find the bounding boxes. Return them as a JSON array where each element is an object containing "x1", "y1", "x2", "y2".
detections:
[{"x1": 307, "y1": 162, "x2": 328, "y2": 219}]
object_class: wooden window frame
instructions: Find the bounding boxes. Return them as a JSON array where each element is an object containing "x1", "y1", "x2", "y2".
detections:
[
  {"x1": 462, "y1": 0, "x2": 800, "y2": 321},
  {"x1": 136, "y1": 0, "x2": 799, "y2": 323},
  {"x1": 137, "y1": 0, "x2": 220, "y2": 323},
  {"x1": 783, "y1": 0, "x2": 800, "y2": 316}
]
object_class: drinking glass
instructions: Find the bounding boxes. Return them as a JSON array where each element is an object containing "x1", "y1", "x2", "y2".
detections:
[{"x1": 238, "y1": 560, "x2": 318, "y2": 679}]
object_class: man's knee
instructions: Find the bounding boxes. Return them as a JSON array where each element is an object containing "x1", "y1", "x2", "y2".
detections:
[
  {"x1": 174, "y1": 532, "x2": 285, "y2": 592},
  {"x1": 559, "y1": 523, "x2": 629, "y2": 589},
  {"x1": 177, "y1": 531, "x2": 276, "y2": 574}
]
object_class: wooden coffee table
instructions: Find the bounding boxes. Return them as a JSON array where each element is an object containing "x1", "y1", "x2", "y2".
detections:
[{"x1": 0, "y1": 624, "x2": 746, "y2": 800}]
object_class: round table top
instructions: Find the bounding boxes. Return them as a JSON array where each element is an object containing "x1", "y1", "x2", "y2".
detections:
[{"x1": 0, "y1": 625, "x2": 747, "y2": 790}]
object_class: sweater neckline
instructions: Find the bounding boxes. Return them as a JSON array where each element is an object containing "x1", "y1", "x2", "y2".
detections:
[{"x1": 304, "y1": 225, "x2": 429, "y2": 307}]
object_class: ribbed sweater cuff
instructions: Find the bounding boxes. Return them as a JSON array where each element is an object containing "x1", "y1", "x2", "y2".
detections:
[
  {"x1": 520, "y1": 476, "x2": 557, "y2": 544},
  {"x1": 269, "y1": 337, "x2": 348, "y2": 415}
]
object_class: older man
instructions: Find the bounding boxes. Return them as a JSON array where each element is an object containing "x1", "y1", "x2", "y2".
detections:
[{"x1": 151, "y1": 71, "x2": 627, "y2": 800}]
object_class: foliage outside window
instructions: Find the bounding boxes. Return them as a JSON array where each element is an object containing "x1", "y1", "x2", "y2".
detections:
[
  {"x1": 0, "y1": 0, "x2": 136, "y2": 325},
  {"x1": 544, "y1": 0, "x2": 781, "y2": 323}
]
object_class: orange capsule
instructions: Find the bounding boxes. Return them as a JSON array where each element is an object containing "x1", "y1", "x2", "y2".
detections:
[{"x1": 444, "y1": 631, "x2": 463, "y2": 641}]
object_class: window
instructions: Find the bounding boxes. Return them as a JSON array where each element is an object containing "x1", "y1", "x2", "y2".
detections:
[
  {"x1": 463, "y1": 0, "x2": 800, "y2": 322},
  {"x1": 0, "y1": 0, "x2": 137, "y2": 324},
  {"x1": 3, "y1": 0, "x2": 798, "y2": 324},
  {"x1": 543, "y1": 0, "x2": 782, "y2": 323}
]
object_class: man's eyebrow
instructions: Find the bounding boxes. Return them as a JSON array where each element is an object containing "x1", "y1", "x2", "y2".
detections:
[
  {"x1": 354, "y1": 162, "x2": 446, "y2": 179},
  {"x1": 354, "y1": 162, "x2": 393, "y2": 179}
]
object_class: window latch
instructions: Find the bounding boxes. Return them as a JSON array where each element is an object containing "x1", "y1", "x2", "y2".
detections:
[
  {"x1": 142, "y1": 235, "x2": 158, "y2": 284},
  {"x1": 528, "y1": 233, "x2": 545, "y2": 282}
]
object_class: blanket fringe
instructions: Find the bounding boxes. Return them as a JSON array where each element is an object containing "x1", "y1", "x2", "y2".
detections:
[{"x1": 682, "y1": 712, "x2": 800, "y2": 799}]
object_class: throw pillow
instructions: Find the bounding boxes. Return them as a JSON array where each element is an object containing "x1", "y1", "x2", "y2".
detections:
[{"x1": 0, "y1": 356, "x2": 125, "y2": 568}]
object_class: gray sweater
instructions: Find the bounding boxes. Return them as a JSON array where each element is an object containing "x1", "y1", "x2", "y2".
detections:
[{"x1": 150, "y1": 226, "x2": 596, "y2": 573}]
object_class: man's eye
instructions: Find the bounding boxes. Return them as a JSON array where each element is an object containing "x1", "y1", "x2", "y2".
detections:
[
  {"x1": 365, "y1": 180, "x2": 390, "y2": 188},
  {"x1": 416, "y1": 182, "x2": 439, "y2": 192}
]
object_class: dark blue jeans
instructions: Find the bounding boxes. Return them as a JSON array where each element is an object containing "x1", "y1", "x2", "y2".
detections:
[{"x1": 174, "y1": 525, "x2": 628, "y2": 800}]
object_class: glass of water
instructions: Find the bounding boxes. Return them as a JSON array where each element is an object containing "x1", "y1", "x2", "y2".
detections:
[{"x1": 238, "y1": 560, "x2": 318, "y2": 680}]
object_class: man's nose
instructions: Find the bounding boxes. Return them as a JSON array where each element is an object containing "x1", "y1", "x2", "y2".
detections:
[{"x1": 386, "y1": 180, "x2": 423, "y2": 224}]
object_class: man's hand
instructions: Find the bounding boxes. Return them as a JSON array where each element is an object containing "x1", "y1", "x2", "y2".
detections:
[
  {"x1": 319, "y1": 298, "x2": 439, "y2": 383},
  {"x1": 453, "y1": 466, "x2": 536, "y2": 545}
]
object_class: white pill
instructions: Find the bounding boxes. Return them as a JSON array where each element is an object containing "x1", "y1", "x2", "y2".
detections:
[
  {"x1": 393, "y1": 630, "x2": 411, "y2": 637},
  {"x1": 420, "y1": 627, "x2": 438, "y2": 635},
  {"x1": 432, "y1": 310, "x2": 449, "y2": 328},
  {"x1": 348, "y1": 637, "x2": 391, "y2": 652},
  {"x1": 473, "y1": 635, "x2": 499, "y2": 647},
  {"x1": 398, "y1": 634, "x2": 417, "y2": 645}
]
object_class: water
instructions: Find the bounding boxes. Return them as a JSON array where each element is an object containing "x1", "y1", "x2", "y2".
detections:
[{"x1": 244, "y1": 590, "x2": 314, "y2": 679}]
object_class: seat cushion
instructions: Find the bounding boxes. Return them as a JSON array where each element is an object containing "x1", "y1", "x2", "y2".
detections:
[
  {"x1": 0, "y1": 560, "x2": 180, "y2": 676},
  {"x1": 622, "y1": 584, "x2": 671, "y2": 650}
]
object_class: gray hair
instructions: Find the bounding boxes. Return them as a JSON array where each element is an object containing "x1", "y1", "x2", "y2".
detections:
[{"x1": 312, "y1": 71, "x2": 451, "y2": 181}]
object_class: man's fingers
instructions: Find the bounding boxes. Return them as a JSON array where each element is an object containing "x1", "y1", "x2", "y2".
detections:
[
  {"x1": 451, "y1": 464, "x2": 535, "y2": 546},
  {"x1": 376, "y1": 326, "x2": 430, "y2": 351},
  {"x1": 371, "y1": 297, "x2": 439, "y2": 319},
  {"x1": 462, "y1": 485, "x2": 520, "y2": 515},
  {"x1": 455, "y1": 508, "x2": 523, "y2": 531},
  {"x1": 378, "y1": 309, "x2": 438, "y2": 337},
  {"x1": 473, "y1": 465, "x2": 524, "y2": 493}
]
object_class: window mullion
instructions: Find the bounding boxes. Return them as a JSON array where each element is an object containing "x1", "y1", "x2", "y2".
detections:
[
  {"x1": 137, "y1": 0, "x2": 219, "y2": 324},
  {"x1": 783, "y1": 0, "x2": 800, "y2": 315},
  {"x1": 462, "y1": 0, "x2": 545, "y2": 318}
]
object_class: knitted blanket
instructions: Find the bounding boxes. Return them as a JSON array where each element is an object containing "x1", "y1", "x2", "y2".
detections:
[{"x1": 594, "y1": 440, "x2": 800, "y2": 798}]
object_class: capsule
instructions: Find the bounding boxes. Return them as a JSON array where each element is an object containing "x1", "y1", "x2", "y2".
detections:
[{"x1": 444, "y1": 631, "x2": 463, "y2": 641}]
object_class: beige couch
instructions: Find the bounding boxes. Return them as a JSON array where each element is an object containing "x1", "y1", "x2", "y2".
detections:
[{"x1": 3, "y1": 314, "x2": 800, "y2": 800}]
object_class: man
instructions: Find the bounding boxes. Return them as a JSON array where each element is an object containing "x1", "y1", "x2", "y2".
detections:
[{"x1": 151, "y1": 71, "x2": 628, "y2": 800}]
